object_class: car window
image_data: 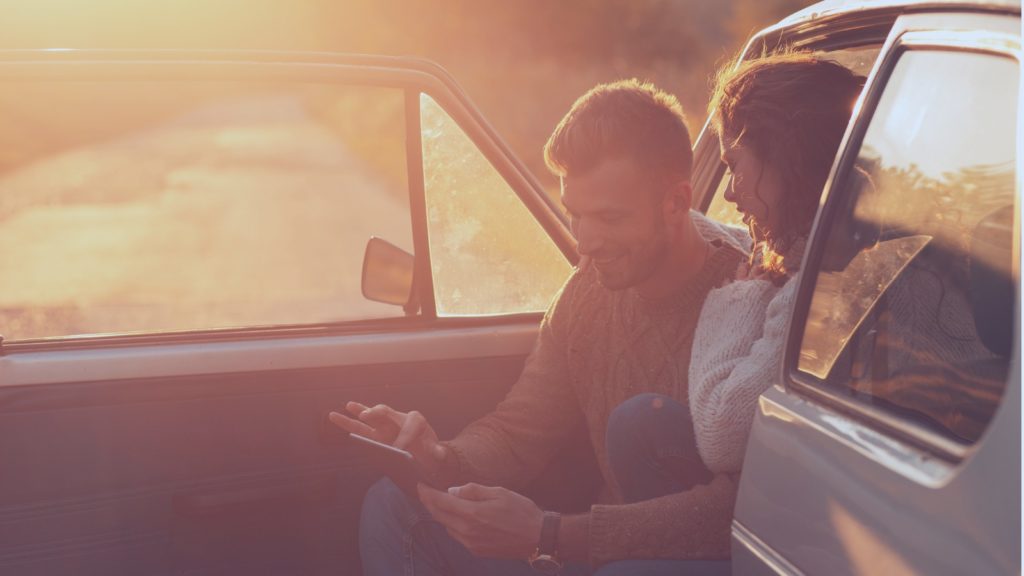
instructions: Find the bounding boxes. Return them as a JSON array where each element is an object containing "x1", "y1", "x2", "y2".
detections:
[
  {"x1": 796, "y1": 50, "x2": 1018, "y2": 444},
  {"x1": 420, "y1": 94, "x2": 572, "y2": 316},
  {"x1": 705, "y1": 171, "x2": 745, "y2": 229},
  {"x1": 703, "y1": 44, "x2": 880, "y2": 228},
  {"x1": 0, "y1": 81, "x2": 413, "y2": 340}
]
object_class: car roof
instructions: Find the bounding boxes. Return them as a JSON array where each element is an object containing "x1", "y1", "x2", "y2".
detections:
[{"x1": 776, "y1": 0, "x2": 1020, "y2": 29}]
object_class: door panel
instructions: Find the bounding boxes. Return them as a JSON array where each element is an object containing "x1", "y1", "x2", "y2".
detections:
[
  {"x1": 0, "y1": 52, "x2": 579, "y2": 575},
  {"x1": 0, "y1": 325, "x2": 536, "y2": 575}
]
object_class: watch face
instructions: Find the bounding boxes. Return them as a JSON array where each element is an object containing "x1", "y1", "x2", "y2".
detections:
[{"x1": 529, "y1": 555, "x2": 562, "y2": 574}]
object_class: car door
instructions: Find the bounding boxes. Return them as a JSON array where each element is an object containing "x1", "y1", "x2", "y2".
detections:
[
  {"x1": 0, "y1": 51, "x2": 580, "y2": 576},
  {"x1": 725, "y1": 10, "x2": 1021, "y2": 575}
]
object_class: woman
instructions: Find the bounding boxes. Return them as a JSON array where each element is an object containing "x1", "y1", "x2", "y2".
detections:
[{"x1": 688, "y1": 53, "x2": 865, "y2": 473}]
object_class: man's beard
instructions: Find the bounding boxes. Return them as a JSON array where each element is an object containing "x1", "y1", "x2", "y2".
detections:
[{"x1": 594, "y1": 230, "x2": 671, "y2": 291}]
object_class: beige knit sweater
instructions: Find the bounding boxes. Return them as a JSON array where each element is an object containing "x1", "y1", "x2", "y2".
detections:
[
  {"x1": 688, "y1": 275, "x2": 799, "y2": 473},
  {"x1": 442, "y1": 212, "x2": 747, "y2": 567}
]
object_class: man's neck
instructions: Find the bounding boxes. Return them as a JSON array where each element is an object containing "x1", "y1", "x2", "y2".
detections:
[{"x1": 634, "y1": 225, "x2": 710, "y2": 301}]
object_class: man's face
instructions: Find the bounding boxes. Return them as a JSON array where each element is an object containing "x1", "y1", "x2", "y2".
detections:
[{"x1": 561, "y1": 156, "x2": 673, "y2": 290}]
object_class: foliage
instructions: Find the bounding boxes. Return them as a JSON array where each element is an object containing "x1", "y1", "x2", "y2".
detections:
[{"x1": 0, "y1": 0, "x2": 814, "y2": 192}]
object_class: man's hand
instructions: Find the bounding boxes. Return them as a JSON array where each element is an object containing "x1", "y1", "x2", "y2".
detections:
[
  {"x1": 328, "y1": 401, "x2": 448, "y2": 475},
  {"x1": 417, "y1": 483, "x2": 544, "y2": 559}
]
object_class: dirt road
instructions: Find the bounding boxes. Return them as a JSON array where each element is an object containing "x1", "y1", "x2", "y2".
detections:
[{"x1": 0, "y1": 92, "x2": 413, "y2": 339}]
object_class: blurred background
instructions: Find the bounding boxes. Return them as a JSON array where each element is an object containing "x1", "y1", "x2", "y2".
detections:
[
  {"x1": 0, "y1": 0, "x2": 816, "y2": 339},
  {"x1": 2, "y1": 0, "x2": 813, "y2": 191}
]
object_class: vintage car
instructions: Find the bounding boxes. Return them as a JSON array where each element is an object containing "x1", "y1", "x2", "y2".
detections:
[
  {"x1": 0, "y1": 0, "x2": 1018, "y2": 574},
  {"x1": 713, "y1": 2, "x2": 1021, "y2": 575}
]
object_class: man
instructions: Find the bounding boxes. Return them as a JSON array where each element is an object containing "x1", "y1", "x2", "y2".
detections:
[{"x1": 331, "y1": 79, "x2": 746, "y2": 575}]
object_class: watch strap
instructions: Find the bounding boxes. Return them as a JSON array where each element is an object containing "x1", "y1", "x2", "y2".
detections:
[{"x1": 538, "y1": 511, "x2": 561, "y2": 556}]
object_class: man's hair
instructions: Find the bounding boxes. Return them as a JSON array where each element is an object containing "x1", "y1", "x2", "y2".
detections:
[
  {"x1": 709, "y1": 52, "x2": 865, "y2": 253},
  {"x1": 544, "y1": 79, "x2": 693, "y2": 185}
]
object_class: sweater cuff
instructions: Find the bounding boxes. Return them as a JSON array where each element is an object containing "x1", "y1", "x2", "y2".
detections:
[
  {"x1": 437, "y1": 440, "x2": 469, "y2": 486},
  {"x1": 588, "y1": 504, "x2": 615, "y2": 567}
]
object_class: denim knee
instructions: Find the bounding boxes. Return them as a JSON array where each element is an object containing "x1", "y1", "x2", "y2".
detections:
[
  {"x1": 359, "y1": 477, "x2": 424, "y2": 560},
  {"x1": 607, "y1": 393, "x2": 687, "y2": 447},
  {"x1": 606, "y1": 393, "x2": 711, "y2": 501}
]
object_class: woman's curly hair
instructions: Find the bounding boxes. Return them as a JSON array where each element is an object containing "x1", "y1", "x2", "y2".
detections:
[{"x1": 709, "y1": 51, "x2": 865, "y2": 274}]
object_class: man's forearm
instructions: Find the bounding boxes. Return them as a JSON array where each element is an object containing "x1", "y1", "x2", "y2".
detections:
[{"x1": 557, "y1": 513, "x2": 591, "y2": 565}]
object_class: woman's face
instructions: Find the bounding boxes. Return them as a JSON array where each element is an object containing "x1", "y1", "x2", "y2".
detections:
[{"x1": 720, "y1": 137, "x2": 786, "y2": 238}]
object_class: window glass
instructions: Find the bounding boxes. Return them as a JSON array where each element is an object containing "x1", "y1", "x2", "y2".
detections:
[
  {"x1": 705, "y1": 167, "x2": 745, "y2": 229},
  {"x1": 824, "y1": 45, "x2": 883, "y2": 76},
  {"x1": 0, "y1": 81, "x2": 412, "y2": 340},
  {"x1": 797, "y1": 51, "x2": 1018, "y2": 444},
  {"x1": 420, "y1": 94, "x2": 572, "y2": 316}
]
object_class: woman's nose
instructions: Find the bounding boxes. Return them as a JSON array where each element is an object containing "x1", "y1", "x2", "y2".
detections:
[{"x1": 723, "y1": 177, "x2": 739, "y2": 204}]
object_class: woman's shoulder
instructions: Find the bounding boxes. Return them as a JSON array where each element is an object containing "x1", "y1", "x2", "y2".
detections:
[
  {"x1": 690, "y1": 210, "x2": 753, "y2": 254},
  {"x1": 698, "y1": 272, "x2": 799, "y2": 336}
]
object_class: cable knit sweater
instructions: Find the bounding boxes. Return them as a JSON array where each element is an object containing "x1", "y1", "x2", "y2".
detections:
[
  {"x1": 688, "y1": 274, "x2": 799, "y2": 473},
  {"x1": 442, "y1": 211, "x2": 747, "y2": 566}
]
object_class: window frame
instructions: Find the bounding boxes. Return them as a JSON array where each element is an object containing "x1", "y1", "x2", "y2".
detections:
[
  {"x1": 782, "y1": 26, "x2": 1022, "y2": 462},
  {"x1": 0, "y1": 51, "x2": 577, "y2": 353}
]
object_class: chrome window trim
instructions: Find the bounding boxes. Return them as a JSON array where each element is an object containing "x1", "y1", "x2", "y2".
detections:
[
  {"x1": 771, "y1": 0, "x2": 1020, "y2": 34},
  {"x1": 0, "y1": 320, "x2": 542, "y2": 387},
  {"x1": 782, "y1": 19, "x2": 1021, "y2": 463},
  {"x1": 732, "y1": 519, "x2": 805, "y2": 576},
  {"x1": 784, "y1": 374, "x2": 978, "y2": 460},
  {"x1": 0, "y1": 313, "x2": 546, "y2": 354},
  {"x1": 900, "y1": 28, "x2": 1021, "y2": 54}
]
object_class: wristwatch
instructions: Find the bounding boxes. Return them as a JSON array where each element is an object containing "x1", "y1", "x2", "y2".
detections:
[{"x1": 528, "y1": 511, "x2": 563, "y2": 574}]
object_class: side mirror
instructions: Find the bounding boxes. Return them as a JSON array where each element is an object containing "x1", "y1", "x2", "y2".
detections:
[{"x1": 361, "y1": 237, "x2": 419, "y2": 315}]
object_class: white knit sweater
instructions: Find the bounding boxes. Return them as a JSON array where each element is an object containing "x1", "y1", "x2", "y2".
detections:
[{"x1": 688, "y1": 273, "x2": 800, "y2": 473}]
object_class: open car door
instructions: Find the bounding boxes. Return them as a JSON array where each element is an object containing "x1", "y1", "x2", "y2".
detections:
[
  {"x1": 0, "y1": 50, "x2": 585, "y2": 576},
  {"x1": 693, "y1": 5, "x2": 1020, "y2": 574}
]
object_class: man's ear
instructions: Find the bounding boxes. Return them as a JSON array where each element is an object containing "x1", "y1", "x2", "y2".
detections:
[{"x1": 661, "y1": 180, "x2": 693, "y2": 221}]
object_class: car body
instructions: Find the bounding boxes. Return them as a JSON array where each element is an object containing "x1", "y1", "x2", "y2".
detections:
[
  {"x1": 701, "y1": 1, "x2": 1021, "y2": 574},
  {"x1": 0, "y1": 1, "x2": 1019, "y2": 575}
]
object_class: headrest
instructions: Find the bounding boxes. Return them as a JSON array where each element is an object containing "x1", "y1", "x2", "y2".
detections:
[{"x1": 969, "y1": 205, "x2": 1015, "y2": 358}]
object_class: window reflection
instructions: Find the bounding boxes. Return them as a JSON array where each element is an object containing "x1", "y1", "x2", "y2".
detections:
[{"x1": 798, "y1": 51, "x2": 1017, "y2": 444}]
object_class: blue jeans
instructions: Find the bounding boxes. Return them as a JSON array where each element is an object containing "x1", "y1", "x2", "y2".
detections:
[{"x1": 358, "y1": 394, "x2": 729, "y2": 575}]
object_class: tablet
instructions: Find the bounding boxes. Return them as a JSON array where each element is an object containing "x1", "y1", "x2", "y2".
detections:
[{"x1": 349, "y1": 433, "x2": 444, "y2": 497}]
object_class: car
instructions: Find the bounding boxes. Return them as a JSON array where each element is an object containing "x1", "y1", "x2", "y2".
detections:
[
  {"x1": 0, "y1": 51, "x2": 583, "y2": 576},
  {"x1": 0, "y1": 1, "x2": 1018, "y2": 575},
  {"x1": 700, "y1": 1, "x2": 1021, "y2": 574}
]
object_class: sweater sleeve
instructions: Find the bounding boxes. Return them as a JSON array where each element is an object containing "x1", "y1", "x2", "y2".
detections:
[
  {"x1": 689, "y1": 209, "x2": 753, "y2": 253},
  {"x1": 588, "y1": 473, "x2": 738, "y2": 565},
  {"x1": 688, "y1": 277, "x2": 799, "y2": 473},
  {"x1": 441, "y1": 270, "x2": 587, "y2": 490}
]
